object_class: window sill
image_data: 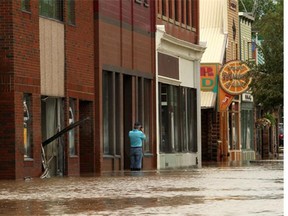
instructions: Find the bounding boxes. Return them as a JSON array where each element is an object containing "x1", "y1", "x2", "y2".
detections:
[
  {"x1": 68, "y1": 22, "x2": 76, "y2": 27},
  {"x1": 143, "y1": 153, "x2": 153, "y2": 157},
  {"x1": 162, "y1": 16, "x2": 168, "y2": 22},
  {"x1": 39, "y1": 15, "x2": 64, "y2": 24},
  {"x1": 69, "y1": 155, "x2": 78, "y2": 158},
  {"x1": 103, "y1": 155, "x2": 121, "y2": 158},
  {"x1": 21, "y1": 10, "x2": 31, "y2": 14},
  {"x1": 24, "y1": 157, "x2": 34, "y2": 162}
]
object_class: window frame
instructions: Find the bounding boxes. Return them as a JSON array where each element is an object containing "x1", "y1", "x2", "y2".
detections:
[
  {"x1": 21, "y1": 0, "x2": 31, "y2": 12},
  {"x1": 39, "y1": 0, "x2": 64, "y2": 21},
  {"x1": 69, "y1": 98, "x2": 77, "y2": 156},
  {"x1": 67, "y1": 0, "x2": 75, "y2": 25},
  {"x1": 159, "y1": 83, "x2": 197, "y2": 153},
  {"x1": 23, "y1": 93, "x2": 33, "y2": 159}
]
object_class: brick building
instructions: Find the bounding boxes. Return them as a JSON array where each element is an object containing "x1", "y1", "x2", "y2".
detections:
[
  {"x1": 95, "y1": 0, "x2": 156, "y2": 172},
  {"x1": 0, "y1": 0, "x2": 156, "y2": 179}
]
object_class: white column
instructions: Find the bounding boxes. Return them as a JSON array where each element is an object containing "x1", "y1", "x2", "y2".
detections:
[{"x1": 194, "y1": 60, "x2": 202, "y2": 168}]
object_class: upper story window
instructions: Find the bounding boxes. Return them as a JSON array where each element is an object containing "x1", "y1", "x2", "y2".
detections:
[
  {"x1": 158, "y1": 0, "x2": 197, "y2": 30},
  {"x1": 174, "y1": 0, "x2": 179, "y2": 22},
  {"x1": 67, "y1": 0, "x2": 75, "y2": 25},
  {"x1": 39, "y1": 0, "x2": 63, "y2": 21},
  {"x1": 162, "y1": 0, "x2": 167, "y2": 17},
  {"x1": 21, "y1": 0, "x2": 31, "y2": 12}
]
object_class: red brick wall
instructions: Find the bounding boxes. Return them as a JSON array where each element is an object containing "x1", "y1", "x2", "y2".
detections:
[
  {"x1": 94, "y1": 0, "x2": 156, "y2": 172},
  {"x1": 0, "y1": 92, "x2": 16, "y2": 179},
  {"x1": 65, "y1": 1, "x2": 94, "y2": 101},
  {"x1": 156, "y1": 0, "x2": 199, "y2": 44},
  {"x1": 0, "y1": 0, "x2": 15, "y2": 178},
  {"x1": 1, "y1": 0, "x2": 96, "y2": 179},
  {"x1": 0, "y1": 0, "x2": 14, "y2": 75},
  {"x1": 97, "y1": 0, "x2": 154, "y2": 73},
  {"x1": 0, "y1": 0, "x2": 42, "y2": 179},
  {"x1": 65, "y1": 1, "x2": 95, "y2": 176},
  {"x1": 13, "y1": 1, "x2": 42, "y2": 180}
]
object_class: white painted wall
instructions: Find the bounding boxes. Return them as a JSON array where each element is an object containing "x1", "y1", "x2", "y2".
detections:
[{"x1": 156, "y1": 25, "x2": 206, "y2": 169}]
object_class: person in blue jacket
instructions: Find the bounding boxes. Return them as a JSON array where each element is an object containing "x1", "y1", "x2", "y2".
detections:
[{"x1": 129, "y1": 122, "x2": 146, "y2": 171}]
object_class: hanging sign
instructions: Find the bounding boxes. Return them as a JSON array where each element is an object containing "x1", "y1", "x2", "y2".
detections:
[
  {"x1": 218, "y1": 60, "x2": 252, "y2": 111},
  {"x1": 218, "y1": 88, "x2": 234, "y2": 112},
  {"x1": 219, "y1": 60, "x2": 251, "y2": 95}
]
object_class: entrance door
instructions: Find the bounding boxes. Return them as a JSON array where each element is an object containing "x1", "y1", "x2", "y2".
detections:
[
  {"x1": 79, "y1": 100, "x2": 94, "y2": 174},
  {"x1": 41, "y1": 97, "x2": 64, "y2": 176}
]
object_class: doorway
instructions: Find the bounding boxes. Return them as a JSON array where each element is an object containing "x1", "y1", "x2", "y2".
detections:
[
  {"x1": 41, "y1": 97, "x2": 64, "y2": 176},
  {"x1": 79, "y1": 100, "x2": 94, "y2": 174}
]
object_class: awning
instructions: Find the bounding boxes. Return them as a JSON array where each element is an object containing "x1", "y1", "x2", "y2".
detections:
[
  {"x1": 200, "y1": 28, "x2": 227, "y2": 64},
  {"x1": 201, "y1": 91, "x2": 217, "y2": 109}
]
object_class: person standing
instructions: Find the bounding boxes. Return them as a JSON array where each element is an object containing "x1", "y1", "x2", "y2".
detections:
[{"x1": 129, "y1": 122, "x2": 146, "y2": 171}]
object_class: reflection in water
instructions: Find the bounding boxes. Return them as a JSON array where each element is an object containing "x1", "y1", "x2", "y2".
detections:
[{"x1": 0, "y1": 163, "x2": 283, "y2": 215}]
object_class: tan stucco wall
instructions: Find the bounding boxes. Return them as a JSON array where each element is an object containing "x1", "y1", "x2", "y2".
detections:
[{"x1": 39, "y1": 18, "x2": 64, "y2": 97}]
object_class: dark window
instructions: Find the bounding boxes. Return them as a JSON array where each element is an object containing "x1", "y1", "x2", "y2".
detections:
[
  {"x1": 181, "y1": 0, "x2": 185, "y2": 24},
  {"x1": 115, "y1": 73, "x2": 121, "y2": 155},
  {"x1": 103, "y1": 71, "x2": 121, "y2": 156},
  {"x1": 39, "y1": 0, "x2": 63, "y2": 21},
  {"x1": 162, "y1": 0, "x2": 166, "y2": 16},
  {"x1": 103, "y1": 71, "x2": 114, "y2": 155},
  {"x1": 241, "y1": 109, "x2": 254, "y2": 150},
  {"x1": 168, "y1": 0, "x2": 173, "y2": 18},
  {"x1": 159, "y1": 84, "x2": 197, "y2": 153},
  {"x1": 103, "y1": 71, "x2": 152, "y2": 156},
  {"x1": 174, "y1": 0, "x2": 179, "y2": 21},
  {"x1": 67, "y1": 0, "x2": 75, "y2": 25},
  {"x1": 191, "y1": 0, "x2": 195, "y2": 27},
  {"x1": 21, "y1": 0, "x2": 31, "y2": 12},
  {"x1": 186, "y1": 0, "x2": 190, "y2": 26},
  {"x1": 137, "y1": 78, "x2": 152, "y2": 153}
]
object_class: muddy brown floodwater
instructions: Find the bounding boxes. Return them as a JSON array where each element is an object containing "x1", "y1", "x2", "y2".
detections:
[{"x1": 0, "y1": 162, "x2": 284, "y2": 215}]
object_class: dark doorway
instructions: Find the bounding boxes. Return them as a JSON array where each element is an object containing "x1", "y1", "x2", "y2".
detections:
[{"x1": 79, "y1": 100, "x2": 94, "y2": 174}]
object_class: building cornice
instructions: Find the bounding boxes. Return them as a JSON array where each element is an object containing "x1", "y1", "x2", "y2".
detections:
[{"x1": 156, "y1": 26, "x2": 206, "y2": 61}]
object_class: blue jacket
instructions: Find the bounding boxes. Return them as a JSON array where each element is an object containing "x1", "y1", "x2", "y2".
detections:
[{"x1": 129, "y1": 129, "x2": 146, "y2": 147}]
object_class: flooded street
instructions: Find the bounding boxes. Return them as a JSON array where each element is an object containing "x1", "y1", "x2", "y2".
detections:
[{"x1": 0, "y1": 162, "x2": 284, "y2": 216}]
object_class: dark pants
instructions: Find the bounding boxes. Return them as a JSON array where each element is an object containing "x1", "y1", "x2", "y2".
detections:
[{"x1": 130, "y1": 147, "x2": 143, "y2": 170}]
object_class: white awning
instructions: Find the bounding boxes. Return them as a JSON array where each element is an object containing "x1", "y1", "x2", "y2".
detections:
[
  {"x1": 199, "y1": 0, "x2": 228, "y2": 64},
  {"x1": 200, "y1": 28, "x2": 227, "y2": 64},
  {"x1": 201, "y1": 91, "x2": 217, "y2": 109}
]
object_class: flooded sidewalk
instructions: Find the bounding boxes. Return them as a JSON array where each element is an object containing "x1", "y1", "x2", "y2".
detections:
[{"x1": 0, "y1": 162, "x2": 284, "y2": 216}]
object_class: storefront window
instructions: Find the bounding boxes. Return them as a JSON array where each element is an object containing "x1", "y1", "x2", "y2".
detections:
[
  {"x1": 23, "y1": 94, "x2": 32, "y2": 158},
  {"x1": 241, "y1": 109, "x2": 254, "y2": 150},
  {"x1": 159, "y1": 83, "x2": 197, "y2": 153},
  {"x1": 69, "y1": 98, "x2": 76, "y2": 156},
  {"x1": 229, "y1": 102, "x2": 240, "y2": 150},
  {"x1": 103, "y1": 71, "x2": 113, "y2": 155},
  {"x1": 141, "y1": 78, "x2": 152, "y2": 153}
]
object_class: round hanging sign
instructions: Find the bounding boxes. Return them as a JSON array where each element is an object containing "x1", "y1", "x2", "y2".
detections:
[{"x1": 219, "y1": 60, "x2": 252, "y2": 95}]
